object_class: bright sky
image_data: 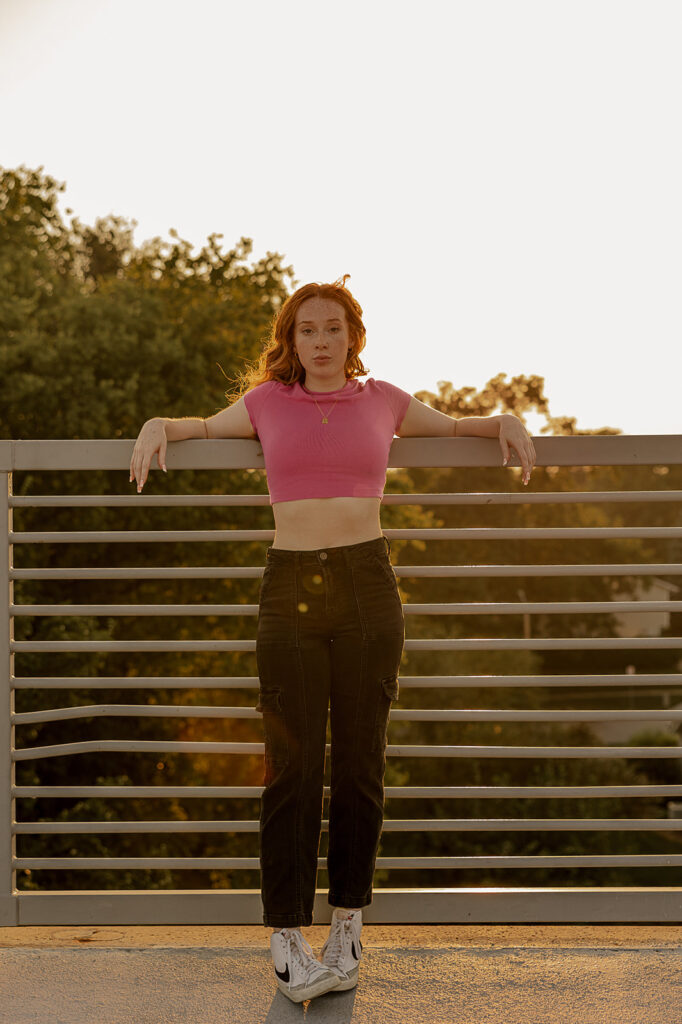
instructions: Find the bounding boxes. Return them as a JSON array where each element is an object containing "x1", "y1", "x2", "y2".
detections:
[{"x1": 1, "y1": 0, "x2": 680, "y2": 437}]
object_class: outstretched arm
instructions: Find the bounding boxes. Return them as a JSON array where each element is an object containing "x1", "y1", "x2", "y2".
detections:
[{"x1": 397, "y1": 395, "x2": 536, "y2": 485}]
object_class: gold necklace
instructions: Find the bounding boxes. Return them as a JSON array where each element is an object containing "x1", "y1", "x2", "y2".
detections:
[
  {"x1": 313, "y1": 397, "x2": 339, "y2": 424},
  {"x1": 302, "y1": 378, "x2": 347, "y2": 423}
]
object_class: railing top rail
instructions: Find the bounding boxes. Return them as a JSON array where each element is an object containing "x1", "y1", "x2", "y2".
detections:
[{"x1": 2, "y1": 433, "x2": 682, "y2": 471}]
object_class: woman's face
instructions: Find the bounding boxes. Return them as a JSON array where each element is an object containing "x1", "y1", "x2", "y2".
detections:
[{"x1": 293, "y1": 296, "x2": 351, "y2": 388}]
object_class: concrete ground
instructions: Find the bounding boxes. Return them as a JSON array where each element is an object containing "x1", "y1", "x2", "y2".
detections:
[{"x1": 1, "y1": 924, "x2": 681, "y2": 1023}]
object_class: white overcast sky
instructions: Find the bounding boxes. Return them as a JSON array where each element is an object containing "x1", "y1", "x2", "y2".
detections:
[{"x1": 1, "y1": 0, "x2": 680, "y2": 436}]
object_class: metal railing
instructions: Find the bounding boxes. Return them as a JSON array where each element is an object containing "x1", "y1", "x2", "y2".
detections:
[{"x1": 2, "y1": 433, "x2": 682, "y2": 925}]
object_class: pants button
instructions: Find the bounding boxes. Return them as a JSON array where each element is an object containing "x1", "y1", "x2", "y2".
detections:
[{"x1": 319, "y1": 552, "x2": 327, "y2": 560}]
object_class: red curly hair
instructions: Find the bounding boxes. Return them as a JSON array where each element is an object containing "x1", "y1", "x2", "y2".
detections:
[{"x1": 228, "y1": 274, "x2": 369, "y2": 401}]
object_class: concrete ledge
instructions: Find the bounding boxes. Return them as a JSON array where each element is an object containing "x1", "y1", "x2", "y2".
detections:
[{"x1": 2, "y1": 923, "x2": 682, "y2": 948}]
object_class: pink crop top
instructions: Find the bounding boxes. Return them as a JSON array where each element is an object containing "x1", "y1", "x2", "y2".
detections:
[{"x1": 243, "y1": 377, "x2": 412, "y2": 503}]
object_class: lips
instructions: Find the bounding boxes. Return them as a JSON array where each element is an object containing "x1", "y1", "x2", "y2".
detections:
[{"x1": 313, "y1": 356, "x2": 331, "y2": 362}]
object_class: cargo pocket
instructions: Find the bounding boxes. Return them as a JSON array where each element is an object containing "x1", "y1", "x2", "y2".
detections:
[
  {"x1": 256, "y1": 686, "x2": 290, "y2": 770},
  {"x1": 372, "y1": 673, "x2": 400, "y2": 752}
]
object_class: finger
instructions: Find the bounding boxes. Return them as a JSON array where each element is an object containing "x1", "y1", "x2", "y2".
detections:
[
  {"x1": 521, "y1": 443, "x2": 534, "y2": 483},
  {"x1": 159, "y1": 440, "x2": 167, "y2": 472},
  {"x1": 499, "y1": 436, "x2": 510, "y2": 464},
  {"x1": 522, "y1": 443, "x2": 532, "y2": 473},
  {"x1": 510, "y1": 440, "x2": 527, "y2": 469},
  {"x1": 138, "y1": 456, "x2": 150, "y2": 491},
  {"x1": 508, "y1": 441, "x2": 528, "y2": 480}
]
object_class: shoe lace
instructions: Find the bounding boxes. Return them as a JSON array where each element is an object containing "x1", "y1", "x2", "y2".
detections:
[
  {"x1": 286, "y1": 929, "x2": 327, "y2": 985},
  {"x1": 323, "y1": 917, "x2": 351, "y2": 967}
]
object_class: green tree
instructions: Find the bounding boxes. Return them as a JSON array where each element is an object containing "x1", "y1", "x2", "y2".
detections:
[{"x1": 2, "y1": 164, "x2": 295, "y2": 892}]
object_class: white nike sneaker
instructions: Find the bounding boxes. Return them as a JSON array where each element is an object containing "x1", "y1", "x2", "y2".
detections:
[
  {"x1": 270, "y1": 927, "x2": 341, "y2": 1003},
  {"x1": 319, "y1": 907, "x2": 363, "y2": 990}
]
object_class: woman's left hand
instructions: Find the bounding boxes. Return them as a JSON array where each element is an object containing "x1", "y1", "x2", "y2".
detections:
[{"x1": 498, "y1": 414, "x2": 536, "y2": 485}]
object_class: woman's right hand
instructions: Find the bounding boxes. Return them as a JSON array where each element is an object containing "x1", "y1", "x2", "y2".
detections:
[{"x1": 129, "y1": 418, "x2": 168, "y2": 493}]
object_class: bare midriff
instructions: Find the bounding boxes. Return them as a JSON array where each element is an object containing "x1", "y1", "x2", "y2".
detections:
[{"x1": 271, "y1": 496, "x2": 383, "y2": 550}]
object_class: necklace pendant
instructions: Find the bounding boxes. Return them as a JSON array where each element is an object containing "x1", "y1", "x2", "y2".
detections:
[{"x1": 322, "y1": 417, "x2": 328, "y2": 423}]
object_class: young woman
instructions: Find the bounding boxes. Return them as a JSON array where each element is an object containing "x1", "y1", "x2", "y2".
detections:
[{"x1": 129, "y1": 275, "x2": 536, "y2": 1004}]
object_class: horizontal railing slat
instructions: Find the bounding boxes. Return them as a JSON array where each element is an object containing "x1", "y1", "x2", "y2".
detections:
[
  {"x1": 3, "y1": 433, "x2": 682, "y2": 471},
  {"x1": 12, "y1": 704, "x2": 682, "y2": 725},
  {"x1": 10, "y1": 637, "x2": 682, "y2": 652},
  {"x1": 14, "y1": 783, "x2": 682, "y2": 799},
  {"x1": 9, "y1": 526, "x2": 682, "y2": 542},
  {"x1": 12, "y1": 739, "x2": 682, "y2": 762},
  {"x1": 12, "y1": 673, "x2": 682, "y2": 689},
  {"x1": 11, "y1": 563, "x2": 682, "y2": 579},
  {"x1": 12, "y1": 817, "x2": 682, "y2": 834},
  {"x1": 13, "y1": 854, "x2": 682, "y2": 870},
  {"x1": 9, "y1": 489, "x2": 682, "y2": 507},
  {"x1": 9, "y1": 600, "x2": 682, "y2": 616}
]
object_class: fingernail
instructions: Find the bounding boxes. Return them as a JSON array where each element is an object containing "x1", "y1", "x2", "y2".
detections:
[
  {"x1": 163, "y1": 465, "x2": 167, "y2": 472},
  {"x1": 503, "y1": 458, "x2": 508, "y2": 466}
]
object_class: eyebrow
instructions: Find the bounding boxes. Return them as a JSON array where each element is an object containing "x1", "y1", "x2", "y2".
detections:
[{"x1": 298, "y1": 318, "x2": 342, "y2": 325}]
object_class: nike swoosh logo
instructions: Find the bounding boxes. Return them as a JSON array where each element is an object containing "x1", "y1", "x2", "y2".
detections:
[
  {"x1": 275, "y1": 965, "x2": 290, "y2": 982},
  {"x1": 352, "y1": 941, "x2": 360, "y2": 960}
]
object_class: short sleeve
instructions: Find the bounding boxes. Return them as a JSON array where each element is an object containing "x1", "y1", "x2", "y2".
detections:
[
  {"x1": 374, "y1": 379, "x2": 413, "y2": 433},
  {"x1": 243, "y1": 381, "x2": 277, "y2": 435}
]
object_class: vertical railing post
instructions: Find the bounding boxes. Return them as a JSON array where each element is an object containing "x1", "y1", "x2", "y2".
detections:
[{"x1": 0, "y1": 469, "x2": 17, "y2": 924}]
